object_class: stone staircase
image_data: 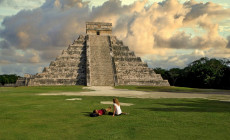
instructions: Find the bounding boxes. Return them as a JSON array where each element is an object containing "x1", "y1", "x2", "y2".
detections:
[{"x1": 87, "y1": 35, "x2": 115, "y2": 86}]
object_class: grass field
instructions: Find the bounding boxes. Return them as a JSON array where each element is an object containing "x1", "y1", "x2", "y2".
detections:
[
  {"x1": 115, "y1": 85, "x2": 230, "y2": 93},
  {"x1": 0, "y1": 86, "x2": 230, "y2": 140}
]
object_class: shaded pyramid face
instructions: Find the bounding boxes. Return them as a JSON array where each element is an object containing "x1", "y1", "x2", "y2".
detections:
[
  {"x1": 27, "y1": 35, "x2": 87, "y2": 86},
  {"x1": 23, "y1": 22, "x2": 169, "y2": 86}
]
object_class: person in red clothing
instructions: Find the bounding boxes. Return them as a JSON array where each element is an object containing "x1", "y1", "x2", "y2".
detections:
[{"x1": 93, "y1": 107, "x2": 111, "y2": 116}]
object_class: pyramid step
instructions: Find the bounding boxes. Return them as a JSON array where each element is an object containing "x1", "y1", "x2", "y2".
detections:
[
  {"x1": 114, "y1": 57, "x2": 142, "y2": 62},
  {"x1": 67, "y1": 46, "x2": 85, "y2": 50},
  {"x1": 55, "y1": 55, "x2": 86, "y2": 61},
  {"x1": 118, "y1": 79, "x2": 169, "y2": 86},
  {"x1": 115, "y1": 62, "x2": 148, "y2": 67},
  {"x1": 113, "y1": 51, "x2": 135, "y2": 57},
  {"x1": 112, "y1": 46, "x2": 129, "y2": 51},
  {"x1": 116, "y1": 67, "x2": 150, "y2": 71},
  {"x1": 50, "y1": 60, "x2": 85, "y2": 67},
  {"x1": 28, "y1": 78, "x2": 86, "y2": 86},
  {"x1": 113, "y1": 56, "x2": 138, "y2": 59},
  {"x1": 43, "y1": 68, "x2": 85, "y2": 74},
  {"x1": 62, "y1": 50, "x2": 85, "y2": 55}
]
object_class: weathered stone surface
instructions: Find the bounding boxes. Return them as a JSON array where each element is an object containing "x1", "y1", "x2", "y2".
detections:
[
  {"x1": 86, "y1": 22, "x2": 112, "y2": 35},
  {"x1": 109, "y1": 35, "x2": 169, "y2": 86},
  {"x1": 18, "y1": 22, "x2": 169, "y2": 86},
  {"x1": 26, "y1": 35, "x2": 87, "y2": 86},
  {"x1": 87, "y1": 35, "x2": 115, "y2": 86}
]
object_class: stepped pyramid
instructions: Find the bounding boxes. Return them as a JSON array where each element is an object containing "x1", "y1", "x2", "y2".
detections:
[{"x1": 19, "y1": 22, "x2": 169, "y2": 86}]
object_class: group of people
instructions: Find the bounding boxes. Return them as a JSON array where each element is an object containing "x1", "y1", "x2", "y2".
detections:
[{"x1": 91, "y1": 98, "x2": 127, "y2": 117}]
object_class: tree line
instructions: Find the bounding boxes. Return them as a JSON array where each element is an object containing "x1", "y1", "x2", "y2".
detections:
[
  {"x1": 0, "y1": 74, "x2": 20, "y2": 85},
  {"x1": 154, "y1": 57, "x2": 230, "y2": 89}
]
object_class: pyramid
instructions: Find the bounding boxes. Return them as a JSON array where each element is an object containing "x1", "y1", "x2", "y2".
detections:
[{"x1": 18, "y1": 22, "x2": 169, "y2": 86}]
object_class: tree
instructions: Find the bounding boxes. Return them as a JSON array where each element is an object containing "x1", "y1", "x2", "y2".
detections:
[
  {"x1": 154, "y1": 57, "x2": 230, "y2": 89},
  {"x1": 154, "y1": 67, "x2": 169, "y2": 80},
  {"x1": 184, "y1": 57, "x2": 228, "y2": 88},
  {"x1": 168, "y1": 68, "x2": 182, "y2": 86},
  {"x1": 0, "y1": 74, "x2": 20, "y2": 85}
]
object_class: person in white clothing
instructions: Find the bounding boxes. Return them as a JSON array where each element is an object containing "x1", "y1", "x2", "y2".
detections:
[{"x1": 112, "y1": 98, "x2": 128, "y2": 117}]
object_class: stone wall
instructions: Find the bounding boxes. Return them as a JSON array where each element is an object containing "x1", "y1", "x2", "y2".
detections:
[
  {"x1": 86, "y1": 22, "x2": 112, "y2": 35},
  {"x1": 15, "y1": 77, "x2": 27, "y2": 86}
]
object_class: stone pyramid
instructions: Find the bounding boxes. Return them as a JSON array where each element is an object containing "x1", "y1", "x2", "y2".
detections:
[{"x1": 20, "y1": 22, "x2": 169, "y2": 86}]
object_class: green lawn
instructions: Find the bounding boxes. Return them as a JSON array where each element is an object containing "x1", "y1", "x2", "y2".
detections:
[
  {"x1": 115, "y1": 85, "x2": 230, "y2": 93},
  {"x1": 0, "y1": 86, "x2": 87, "y2": 94},
  {"x1": 0, "y1": 86, "x2": 230, "y2": 140}
]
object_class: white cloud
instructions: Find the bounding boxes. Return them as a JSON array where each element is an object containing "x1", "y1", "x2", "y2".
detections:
[
  {"x1": 226, "y1": 36, "x2": 230, "y2": 48},
  {"x1": 0, "y1": 0, "x2": 45, "y2": 9}
]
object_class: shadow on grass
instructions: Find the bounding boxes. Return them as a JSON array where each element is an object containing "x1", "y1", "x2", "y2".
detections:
[
  {"x1": 135, "y1": 86, "x2": 230, "y2": 94},
  {"x1": 139, "y1": 100, "x2": 230, "y2": 113},
  {"x1": 82, "y1": 112, "x2": 92, "y2": 117},
  {"x1": 82, "y1": 112, "x2": 114, "y2": 117},
  {"x1": 136, "y1": 86, "x2": 187, "y2": 92}
]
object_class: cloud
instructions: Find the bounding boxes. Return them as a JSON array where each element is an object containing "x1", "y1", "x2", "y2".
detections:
[
  {"x1": 120, "y1": 0, "x2": 229, "y2": 54},
  {"x1": 0, "y1": 63, "x2": 47, "y2": 76},
  {"x1": 184, "y1": 1, "x2": 230, "y2": 22},
  {"x1": 0, "y1": 40, "x2": 10, "y2": 49},
  {"x1": 42, "y1": 0, "x2": 89, "y2": 9},
  {"x1": 144, "y1": 49, "x2": 208, "y2": 69},
  {"x1": 0, "y1": 4, "x2": 88, "y2": 51},
  {"x1": 0, "y1": 60, "x2": 10, "y2": 64},
  {"x1": 0, "y1": 47, "x2": 42, "y2": 64},
  {"x1": 227, "y1": 36, "x2": 230, "y2": 48},
  {"x1": 0, "y1": 15, "x2": 4, "y2": 18},
  {"x1": 0, "y1": 0, "x2": 230, "y2": 75},
  {"x1": 0, "y1": 0, "x2": 45, "y2": 8}
]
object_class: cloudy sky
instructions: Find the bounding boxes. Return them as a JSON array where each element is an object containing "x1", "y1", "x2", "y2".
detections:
[{"x1": 0, "y1": 0, "x2": 230, "y2": 76}]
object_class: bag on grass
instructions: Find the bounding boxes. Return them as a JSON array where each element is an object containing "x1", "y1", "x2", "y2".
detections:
[{"x1": 90, "y1": 113, "x2": 99, "y2": 117}]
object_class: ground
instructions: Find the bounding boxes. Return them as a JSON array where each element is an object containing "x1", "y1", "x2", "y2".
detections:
[
  {"x1": 0, "y1": 86, "x2": 230, "y2": 140},
  {"x1": 39, "y1": 86, "x2": 230, "y2": 102}
]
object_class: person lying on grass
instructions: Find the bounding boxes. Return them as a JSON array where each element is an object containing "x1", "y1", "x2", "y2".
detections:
[
  {"x1": 112, "y1": 98, "x2": 128, "y2": 117},
  {"x1": 93, "y1": 106, "x2": 112, "y2": 116}
]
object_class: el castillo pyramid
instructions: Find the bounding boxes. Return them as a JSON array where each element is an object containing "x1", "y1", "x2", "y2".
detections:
[{"x1": 17, "y1": 22, "x2": 169, "y2": 86}]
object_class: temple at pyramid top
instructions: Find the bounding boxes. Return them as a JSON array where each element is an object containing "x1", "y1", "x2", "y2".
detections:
[{"x1": 86, "y1": 22, "x2": 112, "y2": 35}]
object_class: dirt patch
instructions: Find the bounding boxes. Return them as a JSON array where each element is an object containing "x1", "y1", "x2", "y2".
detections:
[
  {"x1": 38, "y1": 86, "x2": 230, "y2": 101},
  {"x1": 66, "y1": 98, "x2": 82, "y2": 101},
  {"x1": 219, "y1": 100, "x2": 230, "y2": 102}
]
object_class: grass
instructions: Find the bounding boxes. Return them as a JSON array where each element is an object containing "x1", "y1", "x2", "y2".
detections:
[
  {"x1": 0, "y1": 85, "x2": 87, "y2": 94},
  {"x1": 0, "y1": 86, "x2": 230, "y2": 140},
  {"x1": 115, "y1": 85, "x2": 230, "y2": 94}
]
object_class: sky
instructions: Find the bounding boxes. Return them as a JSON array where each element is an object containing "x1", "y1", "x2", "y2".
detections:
[{"x1": 0, "y1": 0, "x2": 230, "y2": 76}]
